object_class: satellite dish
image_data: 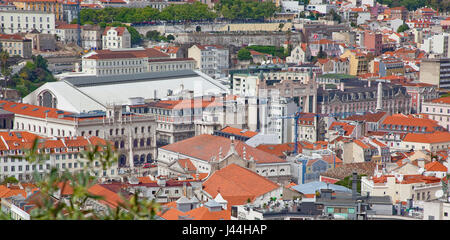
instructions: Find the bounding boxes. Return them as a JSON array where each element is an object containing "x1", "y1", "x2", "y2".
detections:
[{"x1": 435, "y1": 190, "x2": 444, "y2": 199}]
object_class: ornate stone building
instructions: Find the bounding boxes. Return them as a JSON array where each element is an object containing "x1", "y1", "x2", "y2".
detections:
[{"x1": 317, "y1": 82, "x2": 411, "y2": 117}]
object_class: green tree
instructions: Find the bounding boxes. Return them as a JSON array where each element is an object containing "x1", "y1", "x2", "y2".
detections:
[
  {"x1": 237, "y1": 48, "x2": 252, "y2": 61},
  {"x1": 9, "y1": 55, "x2": 56, "y2": 97},
  {"x1": 166, "y1": 34, "x2": 175, "y2": 41},
  {"x1": 334, "y1": 174, "x2": 367, "y2": 193},
  {"x1": 317, "y1": 46, "x2": 327, "y2": 59},
  {"x1": 0, "y1": 138, "x2": 160, "y2": 220},
  {"x1": 397, "y1": 23, "x2": 410, "y2": 33},
  {"x1": 1, "y1": 176, "x2": 18, "y2": 185},
  {"x1": 0, "y1": 51, "x2": 11, "y2": 82}
]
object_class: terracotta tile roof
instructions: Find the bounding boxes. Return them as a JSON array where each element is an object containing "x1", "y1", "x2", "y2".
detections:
[
  {"x1": 354, "y1": 139, "x2": 374, "y2": 150},
  {"x1": 158, "y1": 203, "x2": 231, "y2": 220},
  {"x1": 381, "y1": 114, "x2": 442, "y2": 132},
  {"x1": 256, "y1": 142, "x2": 302, "y2": 158},
  {"x1": 431, "y1": 96, "x2": 450, "y2": 104},
  {"x1": 0, "y1": 184, "x2": 38, "y2": 199},
  {"x1": 320, "y1": 162, "x2": 377, "y2": 180},
  {"x1": 99, "y1": 0, "x2": 126, "y2": 3},
  {"x1": 152, "y1": 46, "x2": 180, "y2": 54},
  {"x1": 0, "y1": 100, "x2": 74, "y2": 120},
  {"x1": 425, "y1": 161, "x2": 447, "y2": 172},
  {"x1": 249, "y1": 50, "x2": 271, "y2": 57},
  {"x1": 373, "y1": 174, "x2": 441, "y2": 184},
  {"x1": 371, "y1": 138, "x2": 387, "y2": 147},
  {"x1": 85, "y1": 48, "x2": 169, "y2": 60},
  {"x1": 284, "y1": 182, "x2": 297, "y2": 189},
  {"x1": 219, "y1": 126, "x2": 258, "y2": 138},
  {"x1": 184, "y1": 206, "x2": 231, "y2": 220},
  {"x1": 88, "y1": 184, "x2": 127, "y2": 209},
  {"x1": 321, "y1": 154, "x2": 343, "y2": 165},
  {"x1": 56, "y1": 24, "x2": 80, "y2": 29},
  {"x1": 148, "y1": 58, "x2": 195, "y2": 63},
  {"x1": 103, "y1": 26, "x2": 126, "y2": 36},
  {"x1": 203, "y1": 164, "x2": 280, "y2": 206},
  {"x1": 162, "y1": 135, "x2": 286, "y2": 164},
  {"x1": 317, "y1": 58, "x2": 330, "y2": 64},
  {"x1": 403, "y1": 131, "x2": 450, "y2": 144},
  {"x1": 0, "y1": 34, "x2": 26, "y2": 41},
  {"x1": 329, "y1": 122, "x2": 356, "y2": 136},
  {"x1": 195, "y1": 44, "x2": 225, "y2": 50},
  {"x1": 345, "y1": 112, "x2": 387, "y2": 123},
  {"x1": 147, "y1": 97, "x2": 224, "y2": 110},
  {"x1": 177, "y1": 158, "x2": 197, "y2": 172},
  {"x1": 158, "y1": 205, "x2": 186, "y2": 220}
]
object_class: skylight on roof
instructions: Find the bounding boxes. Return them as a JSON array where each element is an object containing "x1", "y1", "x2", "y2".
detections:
[
  {"x1": 21, "y1": 106, "x2": 28, "y2": 109},
  {"x1": 32, "y1": 108, "x2": 39, "y2": 111},
  {"x1": 10, "y1": 104, "x2": 16, "y2": 107},
  {"x1": 44, "y1": 110, "x2": 50, "y2": 113}
]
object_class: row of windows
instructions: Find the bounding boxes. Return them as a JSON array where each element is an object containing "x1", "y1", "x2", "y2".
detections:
[
  {"x1": 0, "y1": 16, "x2": 50, "y2": 22},
  {"x1": 110, "y1": 126, "x2": 152, "y2": 136},
  {"x1": 98, "y1": 59, "x2": 143, "y2": 66},
  {"x1": 425, "y1": 107, "x2": 450, "y2": 114},
  {"x1": 99, "y1": 67, "x2": 143, "y2": 75},
  {"x1": 16, "y1": 122, "x2": 73, "y2": 136}
]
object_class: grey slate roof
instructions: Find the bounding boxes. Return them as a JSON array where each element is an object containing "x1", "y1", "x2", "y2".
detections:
[
  {"x1": 291, "y1": 181, "x2": 352, "y2": 194},
  {"x1": 65, "y1": 70, "x2": 199, "y2": 87}
]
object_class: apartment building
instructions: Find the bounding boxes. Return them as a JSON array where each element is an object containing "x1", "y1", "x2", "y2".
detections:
[
  {"x1": 0, "y1": 100, "x2": 157, "y2": 169},
  {"x1": 364, "y1": 31, "x2": 383, "y2": 57},
  {"x1": 102, "y1": 26, "x2": 131, "y2": 49},
  {"x1": 421, "y1": 96, "x2": 450, "y2": 130},
  {"x1": 0, "y1": 34, "x2": 32, "y2": 58},
  {"x1": 0, "y1": 11, "x2": 56, "y2": 34},
  {"x1": 0, "y1": 131, "x2": 119, "y2": 181},
  {"x1": 286, "y1": 43, "x2": 311, "y2": 64},
  {"x1": 188, "y1": 44, "x2": 229, "y2": 78},
  {"x1": 401, "y1": 82, "x2": 438, "y2": 114},
  {"x1": 371, "y1": 57, "x2": 405, "y2": 77},
  {"x1": 157, "y1": 134, "x2": 292, "y2": 184},
  {"x1": 419, "y1": 58, "x2": 450, "y2": 90},
  {"x1": 340, "y1": 49, "x2": 369, "y2": 76},
  {"x1": 361, "y1": 174, "x2": 442, "y2": 203},
  {"x1": 421, "y1": 33, "x2": 450, "y2": 58},
  {"x1": 81, "y1": 24, "x2": 102, "y2": 50},
  {"x1": 9, "y1": 0, "x2": 67, "y2": 21},
  {"x1": 81, "y1": 48, "x2": 195, "y2": 76},
  {"x1": 55, "y1": 23, "x2": 79, "y2": 44}
]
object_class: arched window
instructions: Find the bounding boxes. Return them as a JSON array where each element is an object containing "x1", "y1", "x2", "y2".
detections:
[
  {"x1": 41, "y1": 91, "x2": 54, "y2": 108},
  {"x1": 140, "y1": 138, "x2": 144, "y2": 147},
  {"x1": 146, "y1": 154, "x2": 153, "y2": 163}
]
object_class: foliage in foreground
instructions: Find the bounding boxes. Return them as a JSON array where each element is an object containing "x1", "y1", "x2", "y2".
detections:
[{"x1": 0, "y1": 138, "x2": 160, "y2": 220}]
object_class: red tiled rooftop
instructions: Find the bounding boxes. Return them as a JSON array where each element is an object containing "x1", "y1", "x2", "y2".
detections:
[
  {"x1": 219, "y1": 126, "x2": 258, "y2": 138},
  {"x1": 161, "y1": 135, "x2": 286, "y2": 164},
  {"x1": 203, "y1": 164, "x2": 280, "y2": 206}
]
